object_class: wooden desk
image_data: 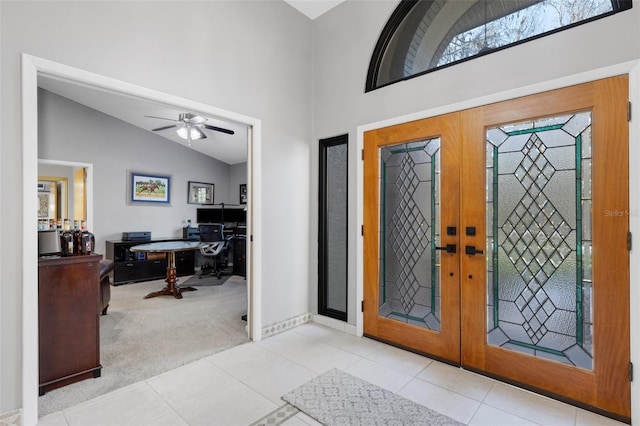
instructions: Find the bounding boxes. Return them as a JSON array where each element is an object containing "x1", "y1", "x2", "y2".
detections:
[{"x1": 130, "y1": 241, "x2": 203, "y2": 299}]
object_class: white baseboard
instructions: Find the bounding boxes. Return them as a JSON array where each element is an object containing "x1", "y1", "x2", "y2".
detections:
[{"x1": 261, "y1": 312, "x2": 311, "y2": 339}]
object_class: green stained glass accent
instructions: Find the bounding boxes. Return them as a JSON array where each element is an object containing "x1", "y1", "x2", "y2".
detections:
[
  {"x1": 504, "y1": 123, "x2": 564, "y2": 136},
  {"x1": 575, "y1": 135, "x2": 583, "y2": 345},
  {"x1": 492, "y1": 144, "x2": 499, "y2": 327},
  {"x1": 486, "y1": 111, "x2": 593, "y2": 370},
  {"x1": 379, "y1": 138, "x2": 441, "y2": 331}
]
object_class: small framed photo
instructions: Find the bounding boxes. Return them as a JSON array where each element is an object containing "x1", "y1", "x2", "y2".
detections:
[
  {"x1": 239, "y1": 183, "x2": 247, "y2": 204},
  {"x1": 131, "y1": 172, "x2": 171, "y2": 204},
  {"x1": 188, "y1": 181, "x2": 215, "y2": 205}
]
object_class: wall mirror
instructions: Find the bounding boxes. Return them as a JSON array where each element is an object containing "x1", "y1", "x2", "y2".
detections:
[
  {"x1": 38, "y1": 159, "x2": 90, "y2": 226},
  {"x1": 37, "y1": 176, "x2": 68, "y2": 222}
]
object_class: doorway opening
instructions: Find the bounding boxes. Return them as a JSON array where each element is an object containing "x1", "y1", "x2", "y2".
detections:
[{"x1": 22, "y1": 54, "x2": 263, "y2": 425}]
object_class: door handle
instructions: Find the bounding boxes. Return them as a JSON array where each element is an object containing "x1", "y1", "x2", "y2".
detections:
[
  {"x1": 465, "y1": 245, "x2": 484, "y2": 255},
  {"x1": 435, "y1": 244, "x2": 456, "y2": 254}
]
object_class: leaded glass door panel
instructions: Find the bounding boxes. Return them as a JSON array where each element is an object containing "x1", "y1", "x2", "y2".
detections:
[
  {"x1": 485, "y1": 111, "x2": 593, "y2": 368},
  {"x1": 379, "y1": 138, "x2": 442, "y2": 330},
  {"x1": 364, "y1": 112, "x2": 461, "y2": 363},
  {"x1": 460, "y1": 76, "x2": 629, "y2": 420}
]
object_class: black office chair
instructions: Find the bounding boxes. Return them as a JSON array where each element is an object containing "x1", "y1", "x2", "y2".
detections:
[{"x1": 198, "y1": 223, "x2": 232, "y2": 279}]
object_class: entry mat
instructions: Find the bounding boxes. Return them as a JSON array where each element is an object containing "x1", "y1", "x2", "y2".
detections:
[{"x1": 278, "y1": 368, "x2": 465, "y2": 426}]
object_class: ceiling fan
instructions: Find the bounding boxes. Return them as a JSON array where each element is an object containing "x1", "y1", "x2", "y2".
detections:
[{"x1": 146, "y1": 112, "x2": 234, "y2": 145}]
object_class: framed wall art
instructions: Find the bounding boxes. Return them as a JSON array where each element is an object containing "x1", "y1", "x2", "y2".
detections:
[
  {"x1": 239, "y1": 183, "x2": 247, "y2": 204},
  {"x1": 130, "y1": 172, "x2": 171, "y2": 204},
  {"x1": 188, "y1": 181, "x2": 215, "y2": 205}
]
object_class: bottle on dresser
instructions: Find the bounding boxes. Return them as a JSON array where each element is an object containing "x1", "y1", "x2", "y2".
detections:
[
  {"x1": 60, "y1": 229, "x2": 74, "y2": 256},
  {"x1": 73, "y1": 225, "x2": 83, "y2": 255}
]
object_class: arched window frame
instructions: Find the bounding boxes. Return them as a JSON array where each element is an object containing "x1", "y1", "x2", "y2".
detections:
[{"x1": 365, "y1": 0, "x2": 633, "y2": 92}]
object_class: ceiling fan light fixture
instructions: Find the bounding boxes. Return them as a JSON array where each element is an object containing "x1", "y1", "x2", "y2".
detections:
[
  {"x1": 178, "y1": 112, "x2": 205, "y2": 124},
  {"x1": 147, "y1": 112, "x2": 233, "y2": 141},
  {"x1": 177, "y1": 126, "x2": 203, "y2": 141}
]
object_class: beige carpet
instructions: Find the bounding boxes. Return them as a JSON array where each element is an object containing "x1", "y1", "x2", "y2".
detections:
[{"x1": 38, "y1": 275, "x2": 249, "y2": 417}]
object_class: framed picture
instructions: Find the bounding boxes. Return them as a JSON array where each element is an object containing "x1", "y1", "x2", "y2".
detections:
[
  {"x1": 130, "y1": 172, "x2": 171, "y2": 204},
  {"x1": 188, "y1": 181, "x2": 215, "y2": 205},
  {"x1": 239, "y1": 183, "x2": 248, "y2": 204}
]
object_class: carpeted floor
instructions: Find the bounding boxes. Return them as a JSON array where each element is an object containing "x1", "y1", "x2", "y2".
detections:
[
  {"x1": 181, "y1": 272, "x2": 232, "y2": 286},
  {"x1": 38, "y1": 274, "x2": 249, "y2": 417},
  {"x1": 282, "y1": 369, "x2": 464, "y2": 426}
]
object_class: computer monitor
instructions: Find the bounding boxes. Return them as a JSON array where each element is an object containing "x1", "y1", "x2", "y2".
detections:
[
  {"x1": 197, "y1": 207, "x2": 246, "y2": 224},
  {"x1": 222, "y1": 207, "x2": 246, "y2": 224}
]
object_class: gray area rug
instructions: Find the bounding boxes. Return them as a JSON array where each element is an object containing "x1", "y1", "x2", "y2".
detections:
[
  {"x1": 38, "y1": 275, "x2": 248, "y2": 417},
  {"x1": 282, "y1": 369, "x2": 464, "y2": 426}
]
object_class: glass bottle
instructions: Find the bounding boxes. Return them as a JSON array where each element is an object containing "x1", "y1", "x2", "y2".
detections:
[{"x1": 73, "y1": 223, "x2": 82, "y2": 255}]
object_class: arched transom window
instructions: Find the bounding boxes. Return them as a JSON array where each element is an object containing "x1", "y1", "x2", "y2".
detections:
[{"x1": 366, "y1": 0, "x2": 632, "y2": 91}]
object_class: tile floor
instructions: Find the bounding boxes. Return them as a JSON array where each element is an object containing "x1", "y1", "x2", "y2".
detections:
[{"x1": 36, "y1": 322, "x2": 626, "y2": 426}]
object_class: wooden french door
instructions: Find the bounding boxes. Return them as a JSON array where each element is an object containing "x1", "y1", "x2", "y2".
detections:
[
  {"x1": 363, "y1": 75, "x2": 630, "y2": 420},
  {"x1": 363, "y1": 112, "x2": 462, "y2": 362}
]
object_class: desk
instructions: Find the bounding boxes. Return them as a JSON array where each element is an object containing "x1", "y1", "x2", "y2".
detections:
[{"x1": 130, "y1": 241, "x2": 203, "y2": 299}]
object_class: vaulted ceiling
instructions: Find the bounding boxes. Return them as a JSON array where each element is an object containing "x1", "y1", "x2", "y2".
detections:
[{"x1": 38, "y1": 75, "x2": 248, "y2": 165}]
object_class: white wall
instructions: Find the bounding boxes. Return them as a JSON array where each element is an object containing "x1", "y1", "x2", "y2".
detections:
[
  {"x1": 38, "y1": 89, "x2": 235, "y2": 254},
  {"x1": 0, "y1": 1, "x2": 5, "y2": 416},
  {"x1": 311, "y1": 0, "x2": 640, "y2": 422},
  {"x1": 0, "y1": 0, "x2": 4, "y2": 414},
  {"x1": 0, "y1": 0, "x2": 311, "y2": 414}
]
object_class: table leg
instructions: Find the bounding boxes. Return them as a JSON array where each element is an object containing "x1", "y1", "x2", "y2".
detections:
[{"x1": 144, "y1": 251, "x2": 197, "y2": 299}]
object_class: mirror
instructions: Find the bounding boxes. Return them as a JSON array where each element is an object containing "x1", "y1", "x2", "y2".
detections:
[
  {"x1": 37, "y1": 176, "x2": 68, "y2": 223},
  {"x1": 38, "y1": 160, "x2": 89, "y2": 229}
]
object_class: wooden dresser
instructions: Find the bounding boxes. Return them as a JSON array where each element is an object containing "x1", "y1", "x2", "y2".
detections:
[{"x1": 38, "y1": 254, "x2": 102, "y2": 395}]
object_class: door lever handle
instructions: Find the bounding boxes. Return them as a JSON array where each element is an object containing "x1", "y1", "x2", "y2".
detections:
[
  {"x1": 435, "y1": 244, "x2": 456, "y2": 254},
  {"x1": 465, "y1": 245, "x2": 484, "y2": 255}
]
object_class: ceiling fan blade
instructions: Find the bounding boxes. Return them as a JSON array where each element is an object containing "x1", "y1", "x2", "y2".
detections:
[
  {"x1": 195, "y1": 127, "x2": 207, "y2": 139},
  {"x1": 152, "y1": 125, "x2": 178, "y2": 131},
  {"x1": 203, "y1": 124, "x2": 235, "y2": 135},
  {"x1": 145, "y1": 115, "x2": 179, "y2": 122}
]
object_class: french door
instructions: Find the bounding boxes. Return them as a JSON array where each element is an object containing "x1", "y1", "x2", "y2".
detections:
[{"x1": 363, "y1": 76, "x2": 630, "y2": 420}]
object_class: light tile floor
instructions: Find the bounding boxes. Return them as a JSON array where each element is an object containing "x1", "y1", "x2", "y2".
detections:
[{"x1": 37, "y1": 322, "x2": 627, "y2": 426}]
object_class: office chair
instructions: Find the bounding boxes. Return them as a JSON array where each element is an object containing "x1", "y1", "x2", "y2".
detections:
[{"x1": 198, "y1": 223, "x2": 232, "y2": 279}]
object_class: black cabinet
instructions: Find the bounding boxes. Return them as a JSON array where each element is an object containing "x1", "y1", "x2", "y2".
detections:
[
  {"x1": 232, "y1": 236, "x2": 246, "y2": 277},
  {"x1": 175, "y1": 250, "x2": 195, "y2": 276},
  {"x1": 106, "y1": 239, "x2": 195, "y2": 285}
]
